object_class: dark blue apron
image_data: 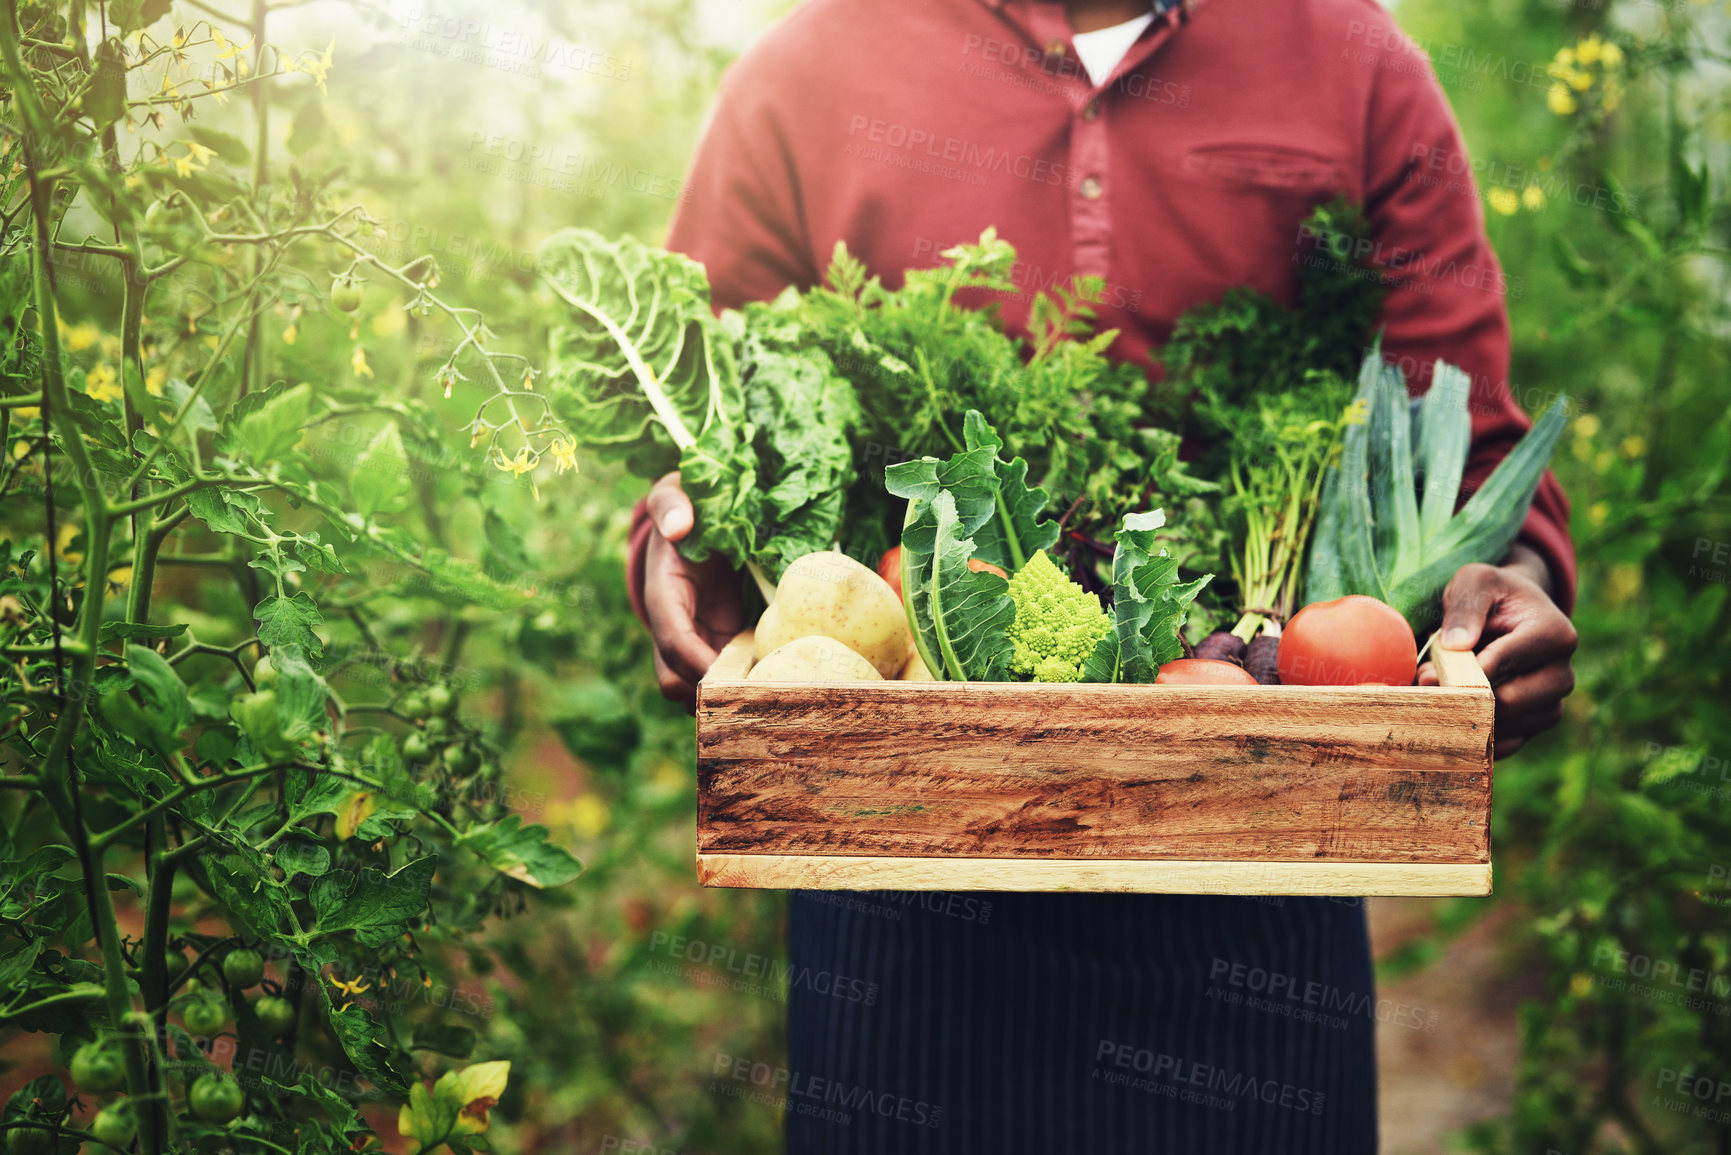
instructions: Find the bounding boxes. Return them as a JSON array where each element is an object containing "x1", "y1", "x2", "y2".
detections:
[{"x1": 782, "y1": 889, "x2": 1377, "y2": 1154}]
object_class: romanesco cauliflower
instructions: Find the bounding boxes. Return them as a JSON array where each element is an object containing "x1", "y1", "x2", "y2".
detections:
[{"x1": 1007, "y1": 550, "x2": 1112, "y2": 683}]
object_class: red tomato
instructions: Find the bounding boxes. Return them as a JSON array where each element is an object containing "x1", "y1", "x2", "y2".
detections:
[
  {"x1": 968, "y1": 558, "x2": 1007, "y2": 579},
  {"x1": 1154, "y1": 658, "x2": 1258, "y2": 686},
  {"x1": 1278, "y1": 595, "x2": 1418, "y2": 686},
  {"x1": 877, "y1": 546, "x2": 903, "y2": 599}
]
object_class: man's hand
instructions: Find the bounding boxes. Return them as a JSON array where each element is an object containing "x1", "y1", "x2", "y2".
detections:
[
  {"x1": 643, "y1": 472, "x2": 744, "y2": 709},
  {"x1": 1417, "y1": 543, "x2": 1577, "y2": 758}
]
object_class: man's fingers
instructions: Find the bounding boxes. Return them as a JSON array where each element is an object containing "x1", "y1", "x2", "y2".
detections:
[
  {"x1": 644, "y1": 535, "x2": 720, "y2": 685},
  {"x1": 647, "y1": 472, "x2": 694, "y2": 542},
  {"x1": 1492, "y1": 664, "x2": 1574, "y2": 722},
  {"x1": 1436, "y1": 563, "x2": 1502, "y2": 651},
  {"x1": 653, "y1": 648, "x2": 697, "y2": 710},
  {"x1": 1476, "y1": 609, "x2": 1578, "y2": 686}
]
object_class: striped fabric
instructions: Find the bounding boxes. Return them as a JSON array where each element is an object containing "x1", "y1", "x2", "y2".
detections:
[{"x1": 782, "y1": 890, "x2": 1376, "y2": 1153}]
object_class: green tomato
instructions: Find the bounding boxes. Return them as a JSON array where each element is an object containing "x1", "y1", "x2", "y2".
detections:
[
  {"x1": 443, "y1": 743, "x2": 478, "y2": 774},
  {"x1": 91, "y1": 1100, "x2": 137, "y2": 1148},
  {"x1": 402, "y1": 732, "x2": 432, "y2": 763},
  {"x1": 425, "y1": 684, "x2": 455, "y2": 715},
  {"x1": 182, "y1": 999, "x2": 228, "y2": 1036},
  {"x1": 399, "y1": 692, "x2": 429, "y2": 720},
  {"x1": 72, "y1": 1041, "x2": 127, "y2": 1094},
  {"x1": 188, "y1": 1073, "x2": 245, "y2": 1123},
  {"x1": 253, "y1": 995, "x2": 296, "y2": 1037},
  {"x1": 252, "y1": 655, "x2": 277, "y2": 688},
  {"x1": 5, "y1": 1123, "x2": 55, "y2": 1155},
  {"x1": 222, "y1": 948, "x2": 264, "y2": 989},
  {"x1": 331, "y1": 281, "x2": 363, "y2": 313},
  {"x1": 163, "y1": 950, "x2": 188, "y2": 982}
]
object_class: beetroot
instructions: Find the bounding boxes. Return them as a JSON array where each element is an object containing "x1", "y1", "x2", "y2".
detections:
[
  {"x1": 1245, "y1": 635, "x2": 1282, "y2": 685},
  {"x1": 1192, "y1": 630, "x2": 1248, "y2": 667}
]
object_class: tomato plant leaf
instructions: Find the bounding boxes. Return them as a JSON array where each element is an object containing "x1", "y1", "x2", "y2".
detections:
[
  {"x1": 206, "y1": 850, "x2": 297, "y2": 942},
  {"x1": 255, "y1": 592, "x2": 325, "y2": 658},
  {"x1": 455, "y1": 816, "x2": 582, "y2": 888},
  {"x1": 235, "y1": 383, "x2": 314, "y2": 464},
  {"x1": 308, "y1": 855, "x2": 435, "y2": 946},
  {"x1": 352, "y1": 422, "x2": 411, "y2": 520}
]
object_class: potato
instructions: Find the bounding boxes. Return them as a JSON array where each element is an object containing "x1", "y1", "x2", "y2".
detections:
[
  {"x1": 755, "y1": 551, "x2": 911, "y2": 678},
  {"x1": 899, "y1": 649, "x2": 936, "y2": 681},
  {"x1": 747, "y1": 635, "x2": 882, "y2": 683}
]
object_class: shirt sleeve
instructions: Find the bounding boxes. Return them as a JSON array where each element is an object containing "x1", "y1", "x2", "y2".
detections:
[
  {"x1": 664, "y1": 62, "x2": 819, "y2": 310},
  {"x1": 1360, "y1": 51, "x2": 1577, "y2": 615}
]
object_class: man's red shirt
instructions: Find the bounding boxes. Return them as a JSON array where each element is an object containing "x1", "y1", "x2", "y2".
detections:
[{"x1": 629, "y1": 0, "x2": 1575, "y2": 620}]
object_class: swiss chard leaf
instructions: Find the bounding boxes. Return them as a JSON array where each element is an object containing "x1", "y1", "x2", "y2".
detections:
[
  {"x1": 886, "y1": 412, "x2": 1052, "y2": 679},
  {"x1": 924, "y1": 491, "x2": 1016, "y2": 681},
  {"x1": 1082, "y1": 510, "x2": 1212, "y2": 683}
]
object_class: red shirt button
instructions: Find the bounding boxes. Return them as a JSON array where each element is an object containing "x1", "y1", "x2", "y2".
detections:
[{"x1": 1079, "y1": 176, "x2": 1103, "y2": 200}]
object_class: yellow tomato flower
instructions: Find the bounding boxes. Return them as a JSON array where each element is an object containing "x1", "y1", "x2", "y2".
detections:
[
  {"x1": 493, "y1": 445, "x2": 540, "y2": 501},
  {"x1": 283, "y1": 323, "x2": 298, "y2": 345},
  {"x1": 1521, "y1": 184, "x2": 1546, "y2": 211},
  {"x1": 1486, "y1": 187, "x2": 1520, "y2": 216},
  {"x1": 1620, "y1": 435, "x2": 1645, "y2": 459},
  {"x1": 549, "y1": 436, "x2": 578, "y2": 475},
  {"x1": 85, "y1": 363, "x2": 123, "y2": 403},
  {"x1": 351, "y1": 345, "x2": 373, "y2": 379},
  {"x1": 1573, "y1": 413, "x2": 1602, "y2": 439},
  {"x1": 1600, "y1": 42, "x2": 1623, "y2": 68},
  {"x1": 1548, "y1": 83, "x2": 1578, "y2": 117},
  {"x1": 1588, "y1": 501, "x2": 1608, "y2": 526},
  {"x1": 145, "y1": 365, "x2": 168, "y2": 397},
  {"x1": 1575, "y1": 35, "x2": 1602, "y2": 66}
]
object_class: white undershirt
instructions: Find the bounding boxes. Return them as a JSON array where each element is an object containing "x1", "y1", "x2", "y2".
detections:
[{"x1": 1070, "y1": 12, "x2": 1156, "y2": 86}]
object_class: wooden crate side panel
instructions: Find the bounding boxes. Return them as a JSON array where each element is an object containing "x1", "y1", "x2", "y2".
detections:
[
  {"x1": 697, "y1": 757, "x2": 1490, "y2": 861},
  {"x1": 697, "y1": 682, "x2": 1494, "y2": 775}
]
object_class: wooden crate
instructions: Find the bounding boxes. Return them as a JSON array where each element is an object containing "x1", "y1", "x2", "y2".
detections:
[{"x1": 695, "y1": 632, "x2": 1494, "y2": 897}]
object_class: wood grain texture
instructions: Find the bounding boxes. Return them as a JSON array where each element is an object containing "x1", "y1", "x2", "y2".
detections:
[
  {"x1": 1431, "y1": 641, "x2": 1492, "y2": 689},
  {"x1": 696, "y1": 853, "x2": 1493, "y2": 896}
]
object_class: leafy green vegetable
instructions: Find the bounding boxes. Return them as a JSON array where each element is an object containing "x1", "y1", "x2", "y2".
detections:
[
  {"x1": 1158, "y1": 198, "x2": 1388, "y2": 638},
  {"x1": 888, "y1": 414, "x2": 1208, "y2": 684},
  {"x1": 1081, "y1": 510, "x2": 1213, "y2": 683},
  {"x1": 886, "y1": 412, "x2": 1054, "y2": 680},
  {"x1": 757, "y1": 231, "x2": 1174, "y2": 561},
  {"x1": 540, "y1": 228, "x2": 859, "y2": 583},
  {"x1": 1306, "y1": 350, "x2": 1569, "y2": 630}
]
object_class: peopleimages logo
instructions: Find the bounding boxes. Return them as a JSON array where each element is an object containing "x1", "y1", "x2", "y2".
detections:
[
  {"x1": 709, "y1": 1054, "x2": 944, "y2": 1128},
  {"x1": 844, "y1": 115, "x2": 1075, "y2": 188},
  {"x1": 1093, "y1": 1040, "x2": 1326, "y2": 1115}
]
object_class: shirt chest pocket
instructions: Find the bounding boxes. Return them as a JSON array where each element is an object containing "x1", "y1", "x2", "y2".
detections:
[{"x1": 1180, "y1": 142, "x2": 1346, "y2": 195}]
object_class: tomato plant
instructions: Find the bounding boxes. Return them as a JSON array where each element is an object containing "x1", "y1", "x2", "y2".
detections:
[{"x1": 0, "y1": 2, "x2": 583, "y2": 1152}]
